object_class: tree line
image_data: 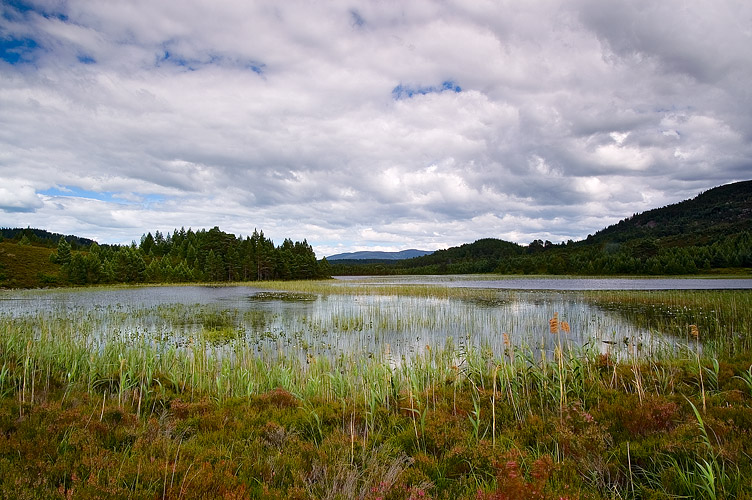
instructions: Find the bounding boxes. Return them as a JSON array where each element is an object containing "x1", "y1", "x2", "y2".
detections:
[
  {"x1": 330, "y1": 231, "x2": 752, "y2": 276},
  {"x1": 495, "y1": 232, "x2": 752, "y2": 275},
  {"x1": 48, "y1": 226, "x2": 331, "y2": 285}
]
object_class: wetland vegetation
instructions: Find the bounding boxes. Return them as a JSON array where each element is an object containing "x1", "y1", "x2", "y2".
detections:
[
  {"x1": 1, "y1": 278, "x2": 752, "y2": 499},
  {"x1": 1, "y1": 182, "x2": 751, "y2": 498}
]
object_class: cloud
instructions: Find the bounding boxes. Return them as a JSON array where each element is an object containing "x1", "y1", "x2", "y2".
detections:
[
  {"x1": 0, "y1": 0, "x2": 750, "y2": 257},
  {"x1": 0, "y1": 180, "x2": 43, "y2": 212}
]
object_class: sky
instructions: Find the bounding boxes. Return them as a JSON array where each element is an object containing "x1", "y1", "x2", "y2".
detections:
[{"x1": 1, "y1": 0, "x2": 751, "y2": 258}]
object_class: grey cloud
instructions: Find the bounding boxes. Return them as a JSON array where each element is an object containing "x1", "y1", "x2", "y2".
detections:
[{"x1": 575, "y1": 0, "x2": 752, "y2": 83}]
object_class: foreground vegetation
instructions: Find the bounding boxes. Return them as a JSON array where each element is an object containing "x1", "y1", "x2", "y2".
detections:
[{"x1": 1, "y1": 283, "x2": 751, "y2": 498}]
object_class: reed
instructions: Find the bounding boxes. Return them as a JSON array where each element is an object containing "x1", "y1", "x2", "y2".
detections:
[
  {"x1": 1, "y1": 306, "x2": 609, "y2": 416},
  {"x1": 583, "y1": 289, "x2": 752, "y2": 355}
]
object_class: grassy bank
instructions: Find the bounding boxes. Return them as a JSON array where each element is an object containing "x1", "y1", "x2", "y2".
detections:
[
  {"x1": 0, "y1": 241, "x2": 61, "y2": 288},
  {"x1": 1, "y1": 284, "x2": 751, "y2": 498}
]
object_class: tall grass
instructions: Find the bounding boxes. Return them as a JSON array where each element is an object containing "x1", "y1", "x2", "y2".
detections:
[
  {"x1": 583, "y1": 289, "x2": 752, "y2": 355},
  {"x1": 1, "y1": 283, "x2": 751, "y2": 498},
  {"x1": 2, "y1": 285, "x2": 749, "y2": 404},
  {"x1": 0, "y1": 311, "x2": 583, "y2": 413},
  {"x1": 0, "y1": 310, "x2": 689, "y2": 429}
]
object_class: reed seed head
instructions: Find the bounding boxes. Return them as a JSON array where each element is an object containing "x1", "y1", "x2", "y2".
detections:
[
  {"x1": 689, "y1": 324, "x2": 699, "y2": 338},
  {"x1": 549, "y1": 313, "x2": 559, "y2": 334}
]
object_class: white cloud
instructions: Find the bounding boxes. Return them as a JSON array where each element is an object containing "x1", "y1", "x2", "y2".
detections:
[
  {"x1": 0, "y1": 181, "x2": 43, "y2": 212},
  {"x1": 1, "y1": 0, "x2": 750, "y2": 257}
]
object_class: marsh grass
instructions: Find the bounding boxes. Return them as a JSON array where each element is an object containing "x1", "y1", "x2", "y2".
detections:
[
  {"x1": 253, "y1": 279, "x2": 505, "y2": 302},
  {"x1": 1, "y1": 282, "x2": 751, "y2": 498},
  {"x1": 584, "y1": 289, "x2": 752, "y2": 354}
]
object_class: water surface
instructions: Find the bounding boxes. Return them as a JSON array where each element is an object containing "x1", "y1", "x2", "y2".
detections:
[
  {"x1": 0, "y1": 280, "x2": 709, "y2": 363},
  {"x1": 334, "y1": 275, "x2": 752, "y2": 290}
]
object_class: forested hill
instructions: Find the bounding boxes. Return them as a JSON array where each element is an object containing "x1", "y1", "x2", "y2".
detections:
[
  {"x1": 0, "y1": 228, "x2": 96, "y2": 248},
  {"x1": 332, "y1": 180, "x2": 752, "y2": 276},
  {"x1": 0, "y1": 226, "x2": 331, "y2": 288},
  {"x1": 588, "y1": 179, "x2": 752, "y2": 244},
  {"x1": 400, "y1": 239, "x2": 523, "y2": 274}
]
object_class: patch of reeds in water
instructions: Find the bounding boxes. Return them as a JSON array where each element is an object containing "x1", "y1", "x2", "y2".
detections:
[
  {"x1": 3, "y1": 285, "x2": 748, "y2": 410},
  {"x1": 0, "y1": 306, "x2": 715, "y2": 417},
  {"x1": 584, "y1": 289, "x2": 752, "y2": 355}
]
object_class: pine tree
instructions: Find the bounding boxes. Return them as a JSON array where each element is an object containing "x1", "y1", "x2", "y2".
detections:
[{"x1": 54, "y1": 238, "x2": 72, "y2": 266}]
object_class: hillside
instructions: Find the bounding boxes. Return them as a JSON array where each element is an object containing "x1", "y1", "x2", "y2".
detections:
[
  {"x1": 0, "y1": 227, "x2": 97, "y2": 249},
  {"x1": 331, "y1": 180, "x2": 752, "y2": 276},
  {"x1": 588, "y1": 180, "x2": 752, "y2": 244},
  {"x1": 0, "y1": 241, "x2": 61, "y2": 288},
  {"x1": 398, "y1": 238, "x2": 524, "y2": 273}
]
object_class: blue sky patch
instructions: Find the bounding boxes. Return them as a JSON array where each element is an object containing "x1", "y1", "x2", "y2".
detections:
[
  {"x1": 2, "y1": 0, "x2": 67, "y2": 21},
  {"x1": 2, "y1": 0, "x2": 34, "y2": 19},
  {"x1": 157, "y1": 47, "x2": 265, "y2": 75},
  {"x1": 159, "y1": 50, "x2": 196, "y2": 70},
  {"x1": 41, "y1": 187, "x2": 164, "y2": 206},
  {"x1": 41, "y1": 186, "x2": 115, "y2": 202},
  {"x1": 247, "y1": 61, "x2": 265, "y2": 75},
  {"x1": 0, "y1": 36, "x2": 39, "y2": 64},
  {"x1": 77, "y1": 54, "x2": 96, "y2": 64},
  {"x1": 392, "y1": 80, "x2": 462, "y2": 100},
  {"x1": 350, "y1": 10, "x2": 365, "y2": 28}
]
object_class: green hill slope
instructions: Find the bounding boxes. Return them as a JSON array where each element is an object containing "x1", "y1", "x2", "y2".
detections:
[
  {"x1": 589, "y1": 180, "x2": 752, "y2": 244},
  {"x1": 0, "y1": 242, "x2": 61, "y2": 288},
  {"x1": 396, "y1": 238, "x2": 524, "y2": 274}
]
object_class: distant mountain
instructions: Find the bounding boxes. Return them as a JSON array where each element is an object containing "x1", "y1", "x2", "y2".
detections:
[{"x1": 327, "y1": 249, "x2": 434, "y2": 261}]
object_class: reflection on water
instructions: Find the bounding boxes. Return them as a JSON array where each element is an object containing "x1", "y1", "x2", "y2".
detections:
[{"x1": 0, "y1": 284, "x2": 685, "y2": 363}]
